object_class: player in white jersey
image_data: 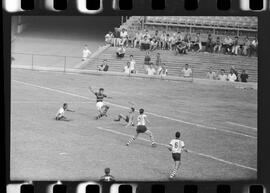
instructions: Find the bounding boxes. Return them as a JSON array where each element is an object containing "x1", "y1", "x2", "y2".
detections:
[
  {"x1": 55, "y1": 103, "x2": 75, "y2": 121},
  {"x1": 126, "y1": 108, "x2": 156, "y2": 147},
  {"x1": 168, "y1": 131, "x2": 188, "y2": 179}
]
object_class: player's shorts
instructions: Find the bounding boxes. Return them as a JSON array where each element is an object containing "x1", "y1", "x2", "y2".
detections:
[
  {"x1": 96, "y1": 102, "x2": 104, "y2": 111},
  {"x1": 172, "y1": 153, "x2": 181, "y2": 161},
  {"x1": 136, "y1": 125, "x2": 147, "y2": 133}
]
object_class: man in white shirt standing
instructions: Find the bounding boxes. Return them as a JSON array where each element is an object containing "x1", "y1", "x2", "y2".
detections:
[
  {"x1": 168, "y1": 131, "x2": 188, "y2": 179},
  {"x1": 147, "y1": 63, "x2": 156, "y2": 75},
  {"x1": 129, "y1": 55, "x2": 136, "y2": 74},
  {"x1": 82, "y1": 45, "x2": 92, "y2": 61},
  {"x1": 206, "y1": 67, "x2": 217, "y2": 80},
  {"x1": 181, "y1": 64, "x2": 192, "y2": 78},
  {"x1": 228, "y1": 70, "x2": 237, "y2": 82}
]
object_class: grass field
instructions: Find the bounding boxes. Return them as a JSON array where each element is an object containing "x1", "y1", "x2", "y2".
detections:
[{"x1": 11, "y1": 68, "x2": 257, "y2": 181}]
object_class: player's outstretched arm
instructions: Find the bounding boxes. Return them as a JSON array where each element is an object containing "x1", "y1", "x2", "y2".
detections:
[
  {"x1": 168, "y1": 144, "x2": 173, "y2": 151},
  {"x1": 67, "y1": 109, "x2": 75, "y2": 112},
  {"x1": 182, "y1": 147, "x2": 188, "y2": 153},
  {"x1": 88, "y1": 86, "x2": 95, "y2": 94}
]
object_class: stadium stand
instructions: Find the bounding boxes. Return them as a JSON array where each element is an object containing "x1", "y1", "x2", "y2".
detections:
[{"x1": 83, "y1": 47, "x2": 257, "y2": 82}]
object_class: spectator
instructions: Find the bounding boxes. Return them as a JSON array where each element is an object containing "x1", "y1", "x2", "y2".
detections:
[
  {"x1": 100, "y1": 168, "x2": 115, "y2": 182},
  {"x1": 143, "y1": 29, "x2": 151, "y2": 40},
  {"x1": 181, "y1": 64, "x2": 192, "y2": 78},
  {"x1": 97, "y1": 59, "x2": 109, "y2": 72},
  {"x1": 153, "y1": 30, "x2": 160, "y2": 48},
  {"x1": 232, "y1": 36, "x2": 240, "y2": 55},
  {"x1": 123, "y1": 62, "x2": 131, "y2": 74},
  {"x1": 133, "y1": 31, "x2": 143, "y2": 48},
  {"x1": 213, "y1": 36, "x2": 222, "y2": 53},
  {"x1": 175, "y1": 39, "x2": 188, "y2": 54},
  {"x1": 217, "y1": 69, "x2": 228, "y2": 81},
  {"x1": 140, "y1": 36, "x2": 151, "y2": 50},
  {"x1": 155, "y1": 52, "x2": 162, "y2": 67},
  {"x1": 160, "y1": 31, "x2": 167, "y2": 50},
  {"x1": 116, "y1": 45, "x2": 125, "y2": 58},
  {"x1": 242, "y1": 36, "x2": 251, "y2": 56},
  {"x1": 150, "y1": 38, "x2": 158, "y2": 51},
  {"x1": 105, "y1": 31, "x2": 114, "y2": 45},
  {"x1": 169, "y1": 33, "x2": 177, "y2": 50},
  {"x1": 240, "y1": 69, "x2": 249, "y2": 82},
  {"x1": 120, "y1": 28, "x2": 128, "y2": 47},
  {"x1": 184, "y1": 33, "x2": 192, "y2": 51},
  {"x1": 144, "y1": 51, "x2": 151, "y2": 72},
  {"x1": 159, "y1": 63, "x2": 168, "y2": 76},
  {"x1": 228, "y1": 69, "x2": 237, "y2": 82},
  {"x1": 164, "y1": 34, "x2": 171, "y2": 50},
  {"x1": 194, "y1": 33, "x2": 202, "y2": 52},
  {"x1": 82, "y1": 45, "x2": 92, "y2": 61},
  {"x1": 113, "y1": 27, "x2": 121, "y2": 47},
  {"x1": 230, "y1": 66, "x2": 239, "y2": 81},
  {"x1": 250, "y1": 37, "x2": 258, "y2": 57},
  {"x1": 147, "y1": 63, "x2": 156, "y2": 75},
  {"x1": 205, "y1": 34, "x2": 214, "y2": 53},
  {"x1": 129, "y1": 55, "x2": 136, "y2": 73},
  {"x1": 206, "y1": 67, "x2": 217, "y2": 80},
  {"x1": 223, "y1": 35, "x2": 233, "y2": 54},
  {"x1": 176, "y1": 31, "x2": 183, "y2": 42}
]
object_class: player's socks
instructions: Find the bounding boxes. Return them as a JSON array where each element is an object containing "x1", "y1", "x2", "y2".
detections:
[
  {"x1": 126, "y1": 137, "x2": 136, "y2": 146},
  {"x1": 114, "y1": 118, "x2": 120, "y2": 121}
]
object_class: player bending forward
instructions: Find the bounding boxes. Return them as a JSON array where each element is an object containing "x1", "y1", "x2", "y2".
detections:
[
  {"x1": 126, "y1": 108, "x2": 156, "y2": 147},
  {"x1": 168, "y1": 131, "x2": 188, "y2": 179},
  {"x1": 89, "y1": 86, "x2": 110, "y2": 119},
  {"x1": 55, "y1": 103, "x2": 75, "y2": 121},
  {"x1": 114, "y1": 102, "x2": 135, "y2": 128}
]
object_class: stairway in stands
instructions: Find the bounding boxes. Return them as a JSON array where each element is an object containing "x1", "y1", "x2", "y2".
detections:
[{"x1": 83, "y1": 47, "x2": 258, "y2": 82}]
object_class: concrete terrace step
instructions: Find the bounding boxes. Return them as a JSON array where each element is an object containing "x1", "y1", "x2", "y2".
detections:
[{"x1": 84, "y1": 47, "x2": 257, "y2": 82}]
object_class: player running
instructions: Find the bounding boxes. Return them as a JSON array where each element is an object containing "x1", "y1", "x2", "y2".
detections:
[
  {"x1": 126, "y1": 108, "x2": 156, "y2": 147},
  {"x1": 114, "y1": 102, "x2": 135, "y2": 128},
  {"x1": 55, "y1": 103, "x2": 75, "y2": 121},
  {"x1": 88, "y1": 86, "x2": 111, "y2": 119},
  {"x1": 168, "y1": 131, "x2": 188, "y2": 179}
]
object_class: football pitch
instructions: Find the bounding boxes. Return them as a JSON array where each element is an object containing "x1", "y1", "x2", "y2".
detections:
[{"x1": 10, "y1": 68, "x2": 257, "y2": 181}]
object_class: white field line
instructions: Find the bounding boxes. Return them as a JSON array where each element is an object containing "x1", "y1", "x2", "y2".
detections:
[
  {"x1": 13, "y1": 80, "x2": 257, "y2": 139},
  {"x1": 96, "y1": 126, "x2": 257, "y2": 172},
  {"x1": 226, "y1": 121, "x2": 257, "y2": 130},
  {"x1": 12, "y1": 101, "x2": 90, "y2": 104}
]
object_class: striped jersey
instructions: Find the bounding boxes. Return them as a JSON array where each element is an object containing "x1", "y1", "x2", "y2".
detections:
[{"x1": 95, "y1": 92, "x2": 107, "y2": 102}]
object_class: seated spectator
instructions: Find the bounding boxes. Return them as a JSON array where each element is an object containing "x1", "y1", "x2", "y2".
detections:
[
  {"x1": 100, "y1": 168, "x2": 115, "y2": 182},
  {"x1": 175, "y1": 40, "x2": 188, "y2": 54},
  {"x1": 182, "y1": 64, "x2": 192, "y2": 78},
  {"x1": 184, "y1": 33, "x2": 192, "y2": 51},
  {"x1": 140, "y1": 36, "x2": 151, "y2": 51},
  {"x1": 217, "y1": 69, "x2": 228, "y2": 81},
  {"x1": 240, "y1": 69, "x2": 249, "y2": 82},
  {"x1": 144, "y1": 51, "x2": 151, "y2": 72},
  {"x1": 105, "y1": 31, "x2": 114, "y2": 45},
  {"x1": 143, "y1": 29, "x2": 151, "y2": 40},
  {"x1": 97, "y1": 59, "x2": 109, "y2": 72},
  {"x1": 230, "y1": 66, "x2": 239, "y2": 81},
  {"x1": 113, "y1": 27, "x2": 121, "y2": 47},
  {"x1": 228, "y1": 69, "x2": 237, "y2": 82},
  {"x1": 116, "y1": 45, "x2": 125, "y2": 58},
  {"x1": 169, "y1": 33, "x2": 177, "y2": 50},
  {"x1": 133, "y1": 31, "x2": 143, "y2": 48},
  {"x1": 123, "y1": 62, "x2": 131, "y2": 74},
  {"x1": 120, "y1": 28, "x2": 128, "y2": 47},
  {"x1": 152, "y1": 30, "x2": 161, "y2": 49},
  {"x1": 147, "y1": 63, "x2": 156, "y2": 75},
  {"x1": 163, "y1": 34, "x2": 171, "y2": 50},
  {"x1": 176, "y1": 31, "x2": 183, "y2": 42},
  {"x1": 205, "y1": 34, "x2": 214, "y2": 53},
  {"x1": 222, "y1": 35, "x2": 233, "y2": 54},
  {"x1": 129, "y1": 55, "x2": 136, "y2": 73},
  {"x1": 250, "y1": 37, "x2": 258, "y2": 57},
  {"x1": 242, "y1": 36, "x2": 251, "y2": 56},
  {"x1": 193, "y1": 33, "x2": 202, "y2": 52},
  {"x1": 213, "y1": 36, "x2": 222, "y2": 53},
  {"x1": 159, "y1": 63, "x2": 168, "y2": 76},
  {"x1": 150, "y1": 38, "x2": 158, "y2": 51},
  {"x1": 82, "y1": 45, "x2": 92, "y2": 61},
  {"x1": 206, "y1": 67, "x2": 217, "y2": 80},
  {"x1": 232, "y1": 36, "x2": 240, "y2": 55}
]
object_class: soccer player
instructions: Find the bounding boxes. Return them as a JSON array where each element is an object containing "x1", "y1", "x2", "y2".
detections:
[
  {"x1": 168, "y1": 131, "x2": 188, "y2": 179},
  {"x1": 89, "y1": 86, "x2": 111, "y2": 119},
  {"x1": 55, "y1": 103, "x2": 75, "y2": 121},
  {"x1": 100, "y1": 168, "x2": 115, "y2": 182},
  {"x1": 126, "y1": 108, "x2": 156, "y2": 147},
  {"x1": 114, "y1": 102, "x2": 135, "y2": 128}
]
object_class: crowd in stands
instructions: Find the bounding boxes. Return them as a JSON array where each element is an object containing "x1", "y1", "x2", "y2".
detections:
[
  {"x1": 104, "y1": 28, "x2": 258, "y2": 57},
  {"x1": 206, "y1": 66, "x2": 249, "y2": 82}
]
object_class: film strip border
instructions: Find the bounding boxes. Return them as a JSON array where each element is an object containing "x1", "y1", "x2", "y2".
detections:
[
  {"x1": 2, "y1": 0, "x2": 270, "y2": 13},
  {"x1": 6, "y1": 181, "x2": 268, "y2": 193}
]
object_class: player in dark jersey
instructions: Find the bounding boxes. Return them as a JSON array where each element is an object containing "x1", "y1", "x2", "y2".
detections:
[
  {"x1": 114, "y1": 102, "x2": 135, "y2": 127},
  {"x1": 89, "y1": 86, "x2": 111, "y2": 119},
  {"x1": 100, "y1": 168, "x2": 115, "y2": 182}
]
